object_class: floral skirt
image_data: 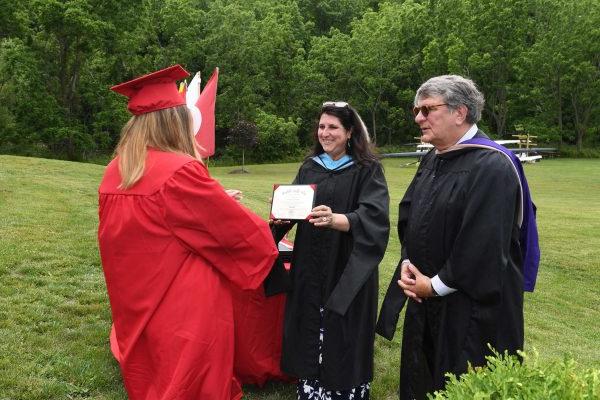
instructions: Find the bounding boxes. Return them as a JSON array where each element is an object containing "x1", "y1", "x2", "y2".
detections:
[
  {"x1": 296, "y1": 307, "x2": 370, "y2": 400},
  {"x1": 297, "y1": 379, "x2": 370, "y2": 400}
]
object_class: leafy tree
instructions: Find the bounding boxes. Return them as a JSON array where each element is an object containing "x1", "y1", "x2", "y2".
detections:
[
  {"x1": 345, "y1": 1, "x2": 428, "y2": 144},
  {"x1": 30, "y1": 0, "x2": 115, "y2": 113},
  {"x1": 516, "y1": 0, "x2": 600, "y2": 149},
  {"x1": 0, "y1": 0, "x2": 28, "y2": 39},
  {"x1": 0, "y1": 105, "x2": 17, "y2": 152},
  {"x1": 460, "y1": 0, "x2": 537, "y2": 137},
  {"x1": 297, "y1": 0, "x2": 374, "y2": 35},
  {"x1": 0, "y1": 37, "x2": 64, "y2": 153},
  {"x1": 254, "y1": 110, "x2": 301, "y2": 162},
  {"x1": 545, "y1": 0, "x2": 599, "y2": 150},
  {"x1": 0, "y1": 0, "x2": 141, "y2": 158},
  {"x1": 227, "y1": 119, "x2": 258, "y2": 172},
  {"x1": 42, "y1": 125, "x2": 95, "y2": 160},
  {"x1": 305, "y1": 1, "x2": 428, "y2": 145},
  {"x1": 1, "y1": 0, "x2": 599, "y2": 160},
  {"x1": 199, "y1": 0, "x2": 308, "y2": 129}
]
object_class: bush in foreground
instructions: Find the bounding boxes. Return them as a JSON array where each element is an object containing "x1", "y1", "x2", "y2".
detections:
[{"x1": 429, "y1": 349, "x2": 600, "y2": 400}]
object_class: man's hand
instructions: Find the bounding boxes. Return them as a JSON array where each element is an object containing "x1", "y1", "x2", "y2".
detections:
[{"x1": 398, "y1": 262, "x2": 434, "y2": 303}]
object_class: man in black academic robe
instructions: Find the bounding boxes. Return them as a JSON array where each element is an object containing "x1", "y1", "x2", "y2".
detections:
[
  {"x1": 271, "y1": 157, "x2": 390, "y2": 391},
  {"x1": 377, "y1": 75, "x2": 539, "y2": 400}
]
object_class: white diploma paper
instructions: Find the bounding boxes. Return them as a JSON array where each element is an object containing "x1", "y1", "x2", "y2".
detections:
[{"x1": 270, "y1": 184, "x2": 316, "y2": 220}]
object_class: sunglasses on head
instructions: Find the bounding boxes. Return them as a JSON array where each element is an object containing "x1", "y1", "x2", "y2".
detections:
[
  {"x1": 322, "y1": 101, "x2": 349, "y2": 108},
  {"x1": 412, "y1": 103, "x2": 448, "y2": 117}
]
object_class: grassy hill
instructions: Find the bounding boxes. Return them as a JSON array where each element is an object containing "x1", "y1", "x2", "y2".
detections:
[{"x1": 0, "y1": 155, "x2": 598, "y2": 399}]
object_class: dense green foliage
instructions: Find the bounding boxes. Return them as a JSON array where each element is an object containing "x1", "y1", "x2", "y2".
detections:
[
  {"x1": 0, "y1": 0, "x2": 598, "y2": 160},
  {"x1": 254, "y1": 111, "x2": 302, "y2": 162},
  {"x1": 429, "y1": 350, "x2": 600, "y2": 400}
]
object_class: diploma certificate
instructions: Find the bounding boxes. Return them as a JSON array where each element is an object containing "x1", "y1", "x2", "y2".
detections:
[{"x1": 270, "y1": 184, "x2": 316, "y2": 220}]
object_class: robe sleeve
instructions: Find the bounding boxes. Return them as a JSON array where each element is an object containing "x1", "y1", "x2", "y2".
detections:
[
  {"x1": 398, "y1": 168, "x2": 420, "y2": 262},
  {"x1": 375, "y1": 170, "x2": 419, "y2": 339},
  {"x1": 375, "y1": 260, "x2": 407, "y2": 340},
  {"x1": 437, "y1": 153, "x2": 520, "y2": 302},
  {"x1": 161, "y1": 161, "x2": 279, "y2": 290},
  {"x1": 263, "y1": 167, "x2": 303, "y2": 296},
  {"x1": 263, "y1": 222, "x2": 297, "y2": 296},
  {"x1": 325, "y1": 163, "x2": 390, "y2": 316}
]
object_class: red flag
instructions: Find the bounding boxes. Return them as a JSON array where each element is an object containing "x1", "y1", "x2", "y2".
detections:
[{"x1": 195, "y1": 68, "x2": 218, "y2": 158}]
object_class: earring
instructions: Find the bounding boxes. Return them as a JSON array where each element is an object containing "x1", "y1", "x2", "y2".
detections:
[{"x1": 347, "y1": 139, "x2": 351, "y2": 149}]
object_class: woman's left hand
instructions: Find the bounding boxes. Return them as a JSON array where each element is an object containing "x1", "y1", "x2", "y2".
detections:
[
  {"x1": 309, "y1": 205, "x2": 334, "y2": 227},
  {"x1": 309, "y1": 205, "x2": 349, "y2": 232}
]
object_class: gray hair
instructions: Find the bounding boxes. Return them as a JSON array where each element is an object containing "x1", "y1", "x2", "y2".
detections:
[{"x1": 415, "y1": 75, "x2": 485, "y2": 124}]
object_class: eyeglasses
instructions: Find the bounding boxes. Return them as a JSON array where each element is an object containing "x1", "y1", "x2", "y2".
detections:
[
  {"x1": 412, "y1": 103, "x2": 448, "y2": 117},
  {"x1": 322, "y1": 101, "x2": 349, "y2": 108}
]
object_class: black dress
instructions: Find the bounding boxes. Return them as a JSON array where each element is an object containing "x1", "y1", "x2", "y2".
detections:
[
  {"x1": 271, "y1": 156, "x2": 390, "y2": 392},
  {"x1": 377, "y1": 132, "x2": 525, "y2": 399}
]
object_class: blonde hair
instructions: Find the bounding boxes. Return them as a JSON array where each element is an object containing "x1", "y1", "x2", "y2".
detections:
[{"x1": 115, "y1": 105, "x2": 202, "y2": 189}]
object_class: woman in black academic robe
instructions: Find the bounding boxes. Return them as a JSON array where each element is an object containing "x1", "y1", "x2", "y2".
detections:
[{"x1": 271, "y1": 102, "x2": 389, "y2": 399}]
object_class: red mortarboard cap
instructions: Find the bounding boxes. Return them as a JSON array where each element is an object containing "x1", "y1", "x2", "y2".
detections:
[{"x1": 111, "y1": 65, "x2": 190, "y2": 115}]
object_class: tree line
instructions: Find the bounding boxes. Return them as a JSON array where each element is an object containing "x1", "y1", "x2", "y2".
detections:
[{"x1": 0, "y1": 0, "x2": 598, "y2": 161}]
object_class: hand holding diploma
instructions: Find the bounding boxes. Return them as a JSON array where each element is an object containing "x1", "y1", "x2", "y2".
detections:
[
  {"x1": 225, "y1": 189, "x2": 243, "y2": 201},
  {"x1": 270, "y1": 184, "x2": 316, "y2": 221}
]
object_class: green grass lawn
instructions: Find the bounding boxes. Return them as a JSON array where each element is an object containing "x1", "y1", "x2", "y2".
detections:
[{"x1": 0, "y1": 155, "x2": 598, "y2": 399}]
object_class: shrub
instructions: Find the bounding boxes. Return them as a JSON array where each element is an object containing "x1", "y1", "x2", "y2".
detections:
[
  {"x1": 42, "y1": 126, "x2": 96, "y2": 161},
  {"x1": 253, "y1": 111, "x2": 302, "y2": 163},
  {"x1": 557, "y1": 146, "x2": 600, "y2": 158},
  {"x1": 0, "y1": 105, "x2": 18, "y2": 149},
  {"x1": 226, "y1": 119, "x2": 258, "y2": 171},
  {"x1": 429, "y1": 349, "x2": 600, "y2": 400},
  {"x1": 513, "y1": 118, "x2": 562, "y2": 143}
]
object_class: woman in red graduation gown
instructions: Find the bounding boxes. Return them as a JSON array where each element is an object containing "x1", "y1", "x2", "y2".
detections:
[{"x1": 98, "y1": 65, "x2": 278, "y2": 400}]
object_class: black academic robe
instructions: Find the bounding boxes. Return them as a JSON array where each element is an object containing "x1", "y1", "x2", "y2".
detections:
[
  {"x1": 272, "y1": 158, "x2": 389, "y2": 390},
  {"x1": 376, "y1": 132, "x2": 524, "y2": 400}
]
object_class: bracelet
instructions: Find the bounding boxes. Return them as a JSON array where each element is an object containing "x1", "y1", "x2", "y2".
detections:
[{"x1": 430, "y1": 282, "x2": 439, "y2": 297}]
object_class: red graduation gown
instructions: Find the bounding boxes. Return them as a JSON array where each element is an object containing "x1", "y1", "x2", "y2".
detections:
[
  {"x1": 98, "y1": 149, "x2": 278, "y2": 400},
  {"x1": 231, "y1": 237, "x2": 292, "y2": 386},
  {"x1": 231, "y1": 288, "x2": 290, "y2": 386}
]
